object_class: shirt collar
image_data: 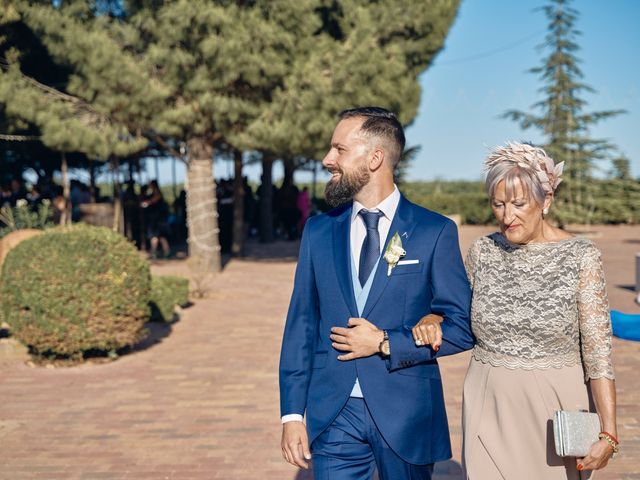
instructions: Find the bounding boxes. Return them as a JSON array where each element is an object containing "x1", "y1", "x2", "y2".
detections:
[{"x1": 351, "y1": 185, "x2": 401, "y2": 224}]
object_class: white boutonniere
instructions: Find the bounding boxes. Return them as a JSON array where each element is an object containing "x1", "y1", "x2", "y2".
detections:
[{"x1": 383, "y1": 232, "x2": 406, "y2": 276}]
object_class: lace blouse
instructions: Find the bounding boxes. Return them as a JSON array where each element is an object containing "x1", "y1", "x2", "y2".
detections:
[{"x1": 465, "y1": 233, "x2": 615, "y2": 380}]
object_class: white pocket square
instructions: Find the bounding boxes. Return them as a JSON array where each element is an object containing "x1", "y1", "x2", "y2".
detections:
[{"x1": 397, "y1": 259, "x2": 419, "y2": 265}]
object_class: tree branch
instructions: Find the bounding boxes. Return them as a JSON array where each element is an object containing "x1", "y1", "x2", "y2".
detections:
[
  {"x1": 0, "y1": 133, "x2": 40, "y2": 141},
  {"x1": 151, "y1": 134, "x2": 187, "y2": 165}
]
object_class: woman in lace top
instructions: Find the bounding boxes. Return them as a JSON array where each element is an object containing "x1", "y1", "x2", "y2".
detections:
[{"x1": 414, "y1": 142, "x2": 617, "y2": 480}]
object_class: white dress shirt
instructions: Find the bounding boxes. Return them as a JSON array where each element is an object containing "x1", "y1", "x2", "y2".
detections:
[
  {"x1": 282, "y1": 186, "x2": 401, "y2": 424},
  {"x1": 350, "y1": 185, "x2": 401, "y2": 275}
]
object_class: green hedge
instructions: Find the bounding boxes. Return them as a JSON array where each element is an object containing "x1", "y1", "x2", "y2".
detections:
[
  {"x1": 0, "y1": 224, "x2": 151, "y2": 358},
  {"x1": 312, "y1": 179, "x2": 640, "y2": 225},
  {"x1": 401, "y1": 181, "x2": 494, "y2": 225},
  {"x1": 150, "y1": 275, "x2": 190, "y2": 322}
]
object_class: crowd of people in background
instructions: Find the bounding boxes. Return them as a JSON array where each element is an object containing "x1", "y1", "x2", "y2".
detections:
[
  {"x1": 0, "y1": 176, "x2": 180, "y2": 259},
  {"x1": 1, "y1": 178, "x2": 40, "y2": 207},
  {"x1": 216, "y1": 177, "x2": 312, "y2": 253},
  {"x1": 1, "y1": 177, "x2": 66, "y2": 224},
  {"x1": 2, "y1": 174, "x2": 315, "y2": 259},
  {"x1": 122, "y1": 179, "x2": 176, "y2": 259}
]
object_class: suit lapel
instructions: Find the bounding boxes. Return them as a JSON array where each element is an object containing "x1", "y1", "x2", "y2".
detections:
[
  {"x1": 361, "y1": 196, "x2": 417, "y2": 318},
  {"x1": 332, "y1": 206, "x2": 358, "y2": 318}
]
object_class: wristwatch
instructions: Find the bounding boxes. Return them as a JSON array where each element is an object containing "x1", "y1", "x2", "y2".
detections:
[{"x1": 378, "y1": 330, "x2": 390, "y2": 357}]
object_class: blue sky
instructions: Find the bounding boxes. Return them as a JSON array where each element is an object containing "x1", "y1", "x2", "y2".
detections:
[
  {"x1": 138, "y1": 0, "x2": 639, "y2": 186},
  {"x1": 402, "y1": 0, "x2": 640, "y2": 182}
]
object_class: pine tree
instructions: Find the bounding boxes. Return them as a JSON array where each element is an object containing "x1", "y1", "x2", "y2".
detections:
[
  {"x1": 0, "y1": 3, "x2": 152, "y2": 160},
  {"x1": 2, "y1": 1, "x2": 280, "y2": 270},
  {"x1": 240, "y1": 0, "x2": 460, "y2": 238},
  {"x1": 0, "y1": 1, "x2": 148, "y2": 222},
  {"x1": 606, "y1": 155, "x2": 639, "y2": 224},
  {"x1": 125, "y1": 0, "x2": 322, "y2": 269},
  {"x1": 242, "y1": 0, "x2": 459, "y2": 160},
  {"x1": 502, "y1": 0, "x2": 624, "y2": 223},
  {"x1": 2, "y1": 0, "x2": 461, "y2": 264}
]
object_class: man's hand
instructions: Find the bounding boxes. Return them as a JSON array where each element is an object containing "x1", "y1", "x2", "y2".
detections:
[
  {"x1": 330, "y1": 318, "x2": 384, "y2": 361},
  {"x1": 412, "y1": 314, "x2": 443, "y2": 351},
  {"x1": 281, "y1": 421, "x2": 311, "y2": 469}
]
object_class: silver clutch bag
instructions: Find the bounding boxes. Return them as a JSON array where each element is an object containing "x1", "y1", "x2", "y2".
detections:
[{"x1": 553, "y1": 410, "x2": 600, "y2": 457}]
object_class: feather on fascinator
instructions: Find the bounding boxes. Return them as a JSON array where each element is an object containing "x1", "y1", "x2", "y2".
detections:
[{"x1": 484, "y1": 142, "x2": 564, "y2": 194}]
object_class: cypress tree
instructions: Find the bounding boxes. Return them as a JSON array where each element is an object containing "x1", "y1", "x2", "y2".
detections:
[{"x1": 502, "y1": 0, "x2": 625, "y2": 223}]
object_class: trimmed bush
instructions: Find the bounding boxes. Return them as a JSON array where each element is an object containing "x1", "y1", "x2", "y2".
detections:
[
  {"x1": 0, "y1": 224, "x2": 151, "y2": 358},
  {"x1": 150, "y1": 275, "x2": 189, "y2": 322}
]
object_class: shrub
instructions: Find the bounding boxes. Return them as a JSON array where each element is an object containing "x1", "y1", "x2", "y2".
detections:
[
  {"x1": 150, "y1": 275, "x2": 189, "y2": 322},
  {"x1": 403, "y1": 182, "x2": 494, "y2": 225},
  {"x1": 0, "y1": 200, "x2": 54, "y2": 239},
  {"x1": 0, "y1": 224, "x2": 151, "y2": 358},
  {"x1": 310, "y1": 179, "x2": 640, "y2": 225}
]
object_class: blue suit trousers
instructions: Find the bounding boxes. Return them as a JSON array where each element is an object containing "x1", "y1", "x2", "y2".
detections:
[{"x1": 311, "y1": 398, "x2": 434, "y2": 480}]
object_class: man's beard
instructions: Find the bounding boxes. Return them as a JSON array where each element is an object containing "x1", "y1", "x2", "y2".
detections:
[{"x1": 324, "y1": 163, "x2": 370, "y2": 208}]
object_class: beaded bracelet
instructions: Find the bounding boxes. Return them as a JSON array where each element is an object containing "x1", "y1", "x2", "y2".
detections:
[{"x1": 599, "y1": 432, "x2": 620, "y2": 454}]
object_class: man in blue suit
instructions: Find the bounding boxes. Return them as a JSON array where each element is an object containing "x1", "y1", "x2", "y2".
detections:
[{"x1": 279, "y1": 107, "x2": 474, "y2": 479}]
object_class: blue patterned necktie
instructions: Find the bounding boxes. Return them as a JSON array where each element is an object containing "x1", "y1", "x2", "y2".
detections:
[{"x1": 358, "y1": 210, "x2": 384, "y2": 287}]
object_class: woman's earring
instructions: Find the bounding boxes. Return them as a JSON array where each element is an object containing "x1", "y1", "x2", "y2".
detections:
[{"x1": 543, "y1": 208, "x2": 549, "y2": 216}]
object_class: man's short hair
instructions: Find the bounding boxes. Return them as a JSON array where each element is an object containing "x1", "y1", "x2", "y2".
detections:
[{"x1": 338, "y1": 107, "x2": 405, "y2": 167}]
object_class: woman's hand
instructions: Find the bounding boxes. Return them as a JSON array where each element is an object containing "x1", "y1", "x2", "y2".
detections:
[
  {"x1": 412, "y1": 314, "x2": 444, "y2": 351},
  {"x1": 582, "y1": 378, "x2": 618, "y2": 471},
  {"x1": 577, "y1": 439, "x2": 615, "y2": 471}
]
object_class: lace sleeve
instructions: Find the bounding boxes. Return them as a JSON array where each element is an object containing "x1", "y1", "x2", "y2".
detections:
[
  {"x1": 464, "y1": 239, "x2": 481, "y2": 289},
  {"x1": 578, "y1": 242, "x2": 615, "y2": 381}
]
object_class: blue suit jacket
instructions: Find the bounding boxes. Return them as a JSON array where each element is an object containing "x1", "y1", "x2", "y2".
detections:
[{"x1": 279, "y1": 195, "x2": 474, "y2": 465}]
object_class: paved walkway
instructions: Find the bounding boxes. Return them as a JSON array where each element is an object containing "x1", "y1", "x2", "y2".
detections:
[{"x1": 1, "y1": 226, "x2": 639, "y2": 479}]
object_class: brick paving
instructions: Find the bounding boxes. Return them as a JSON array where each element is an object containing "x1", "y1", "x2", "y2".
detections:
[{"x1": 0, "y1": 225, "x2": 639, "y2": 479}]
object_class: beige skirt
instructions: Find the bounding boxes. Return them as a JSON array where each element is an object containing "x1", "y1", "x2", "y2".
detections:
[{"x1": 462, "y1": 357, "x2": 594, "y2": 480}]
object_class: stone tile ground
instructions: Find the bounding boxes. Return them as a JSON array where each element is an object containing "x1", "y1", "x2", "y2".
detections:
[{"x1": 0, "y1": 225, "x2": 638, "y2": 479}]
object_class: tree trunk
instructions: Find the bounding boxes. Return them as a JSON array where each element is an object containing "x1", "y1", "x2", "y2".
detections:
[
  {"x1": 111, "y1": 157, "x2": 124, "y2": 233},
  {"x1": 282, "y1": 157, "x2": 295, "y2": 188},
  {"x1": 231, "y1": 149, "x2": 245, "y2": 257},
  {"x1": 128, "y1": 159, "x2": 135, "y2": 183},
  {"x1": 186, "y1": 137, "x2": 221, "y2": 272},
  {"x1": 312, "y1": 159, "x2": 318, "y2": 203},
  {"x1": 172, "y1": 156, "x2": 178, "y2": 201},
  {"x1": 89, "y1": 160, "x2": 97, "y2": 203},
  {"x1": 259, "y1": 154, "x2": 274, "y2": 243},
  {"x1": 60, "y1": 152, "x2": 71, "y2": 225}
]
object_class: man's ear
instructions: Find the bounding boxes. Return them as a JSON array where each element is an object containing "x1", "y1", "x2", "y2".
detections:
[{"x1": 369, "y1": 147, "x2": 385, "y2": 171}]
